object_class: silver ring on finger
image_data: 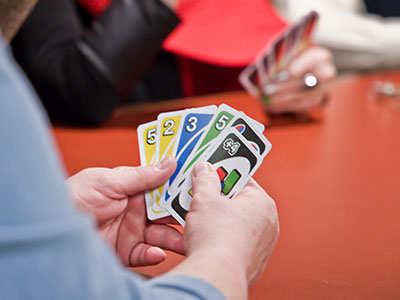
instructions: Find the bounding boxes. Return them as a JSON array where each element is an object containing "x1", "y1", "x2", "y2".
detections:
[{"x1": 303, "y1": 73, "x2": 318, "y2": 89}]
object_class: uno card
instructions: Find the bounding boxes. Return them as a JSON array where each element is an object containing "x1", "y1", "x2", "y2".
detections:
[
  {"x1": 257, "y1": 48, "x2": 274, "y2": 86},
  {"x1": 248, "y1": 117, "x2": 265, "y2": 133},
  {"x1": 239, "y1": 64, "x2": 262, "y2": 98},
  {"x1": 149, "y1": 110, "x2": 185, "y2": 208},
  {"x1": 283, "y1": 27, "x2": 296, "y2": 68},
  {"x1": 293, "y1": 11, "x2": 318, "y2": 56},
  {"x1": 291, "y1": 20, "x2": 307, "y2": 56},
  {"x1": 231, "y1": 112, "x2": 271, "y2": 157},
  {"x1": 304, "y1": 12, "x2": 318, "y2": 41},
  {"x1": 137, "y1": 121, "x2": 170, "y2": 220},
  {"x1": 168, "y1": 104, "x2": 238, "y2": 192},
  {"x1": 241, "y1": 10, "x2": 319, "y2": 102},
  {"x1": 164, "y1": 106, "x2": 217, "y2": 201},
  {"x1": 298, "y1": 11, "x2": 318, "y2": 53},
  {"x1": 206, "y1": 129, "x2": 264, "y2": 196},
  {"x1": 272, "y1": 36, "x2": 286, "y2": 75},
  {"x1": 166, "y1": 128, "x2": 263, "y2": 226}
]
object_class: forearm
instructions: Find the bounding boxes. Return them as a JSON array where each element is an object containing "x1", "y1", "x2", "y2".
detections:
[
  {"x1": 277, "y1": 0, "x2": 400, "y2": 70},
  {"x1": 1, "y1": 40, "x2": 246, "y2": 300},
  {"x1": 169, "y1": 248, "x2": 248, "y2": 300}
]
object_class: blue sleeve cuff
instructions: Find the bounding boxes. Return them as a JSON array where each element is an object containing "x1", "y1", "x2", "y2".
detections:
[{"x1": 146, "y1": 274, "x2": 227, "y2": 300}]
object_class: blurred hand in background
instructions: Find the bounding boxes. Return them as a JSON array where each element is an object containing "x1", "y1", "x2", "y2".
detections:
[{"x1": 264, "y1": 46, "x2": 336, "y2": 114}]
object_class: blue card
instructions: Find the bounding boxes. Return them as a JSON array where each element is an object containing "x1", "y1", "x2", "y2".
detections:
[{"x1": 165, "y1": 106, "x2": 217, "y2": 201}]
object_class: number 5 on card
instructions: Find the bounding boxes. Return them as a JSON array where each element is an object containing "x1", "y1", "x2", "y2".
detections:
[{"x1": 137, "y1": 121, "x2": 170, "y2": 220}]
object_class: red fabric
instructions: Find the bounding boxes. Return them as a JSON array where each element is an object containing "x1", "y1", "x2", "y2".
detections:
[
  {"x1": 76, "y1": 0, "x2": 288, "y2": 67},
  {"x1": 178, "y1": 57, "x2": 243, "y2": 97},
  {"x1": 76, "y1": 0, "x2": 111, "y2": 16},
  {"x1": 164, "y1": 0, "x2": 288, "y2": 67},
  {"x1": 167, "y1": 0, "x2": 288, "y2": 96},
  {"x1": 75, "y1": 0, "x2": 288, "y2": 96}
]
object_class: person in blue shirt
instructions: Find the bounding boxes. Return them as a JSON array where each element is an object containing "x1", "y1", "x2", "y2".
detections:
[{"x1": 0, "y1": 1, "x2": 279, "y2": 299}]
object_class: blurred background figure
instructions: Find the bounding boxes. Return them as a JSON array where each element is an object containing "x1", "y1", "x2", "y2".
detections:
[
  {"x1": 12, "y1": 0, "x2": 181, "y2": 125},
  {"x1": 12, "y1": 0, "x2": 336, "y2": 126},
  {"x1": 273, "y1": 0, "x2": 400, "y2": 73}
]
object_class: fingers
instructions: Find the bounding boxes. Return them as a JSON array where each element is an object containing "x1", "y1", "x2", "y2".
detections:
[
  {"x1": 113, "y1": 156, "x2": 177, "y2": 196},
  {"x1": 265, "y1": 85, "x2": 326, "y2": 114},
  {"x1": 263, "y1": 78, "x2": 304, "y2": 97},
  {"x1": 130, "y1": 243, "x2": 167, "y2": 267},
  {"x1": 191, "y1": 162, "x2": 221, "y2": 197},
  {"x1": 235, "y1": 178, "x2": 264, "y2": 197},
  {"x1": 145, "y1": 223, "x2": 185, "y2": 255},
  {"x1": 314, "y1": 63, "x2": 336, "y2": 82},
  {"x1": 235, "y1": 179, "x2": 276, "y2": 210},
  {"x1": 288, "y1": 46, "x2": 334, "y2": 79}
]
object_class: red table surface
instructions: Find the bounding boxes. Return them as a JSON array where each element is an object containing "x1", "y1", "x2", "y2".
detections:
[{"x1": 53, "y1": 72, "x2": 400, "y2": 299}]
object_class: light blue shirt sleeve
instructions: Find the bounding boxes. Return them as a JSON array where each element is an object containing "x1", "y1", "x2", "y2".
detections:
[{"x1": 0, "y1": 40, "x2": 226, "y2": 300}]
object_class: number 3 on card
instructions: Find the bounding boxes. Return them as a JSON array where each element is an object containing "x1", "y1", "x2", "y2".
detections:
[{"x1": 186, "y1": 116, "x2": 198, "y2": 133}]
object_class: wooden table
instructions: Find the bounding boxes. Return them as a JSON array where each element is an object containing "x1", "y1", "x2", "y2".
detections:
[{"x1": 53, "y1": 72, "x2": 400, "y2": 299}]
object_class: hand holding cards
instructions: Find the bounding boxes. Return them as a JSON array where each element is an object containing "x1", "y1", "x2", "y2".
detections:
[
  {"x1": 138, "y1": 104, "x2": 271, "y2": 226},
  {"x1": 239, "y1": 11, "x2": 319, "y2": 102}
]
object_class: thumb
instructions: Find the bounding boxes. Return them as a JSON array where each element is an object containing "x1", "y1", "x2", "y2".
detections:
[
  {"x1": 129, "y1": 244, "x2": 167, "y2": 267},
  {"x1": 113, "y1": 156, "x2": 177, "y2": 196},
  {"x1": 191, "y1": 162, "x2": 221, "y2": 199}
]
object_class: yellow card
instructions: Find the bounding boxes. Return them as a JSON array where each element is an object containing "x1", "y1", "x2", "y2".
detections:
[{"x1": 137, "y1": 121, "x2": 170, "y2": 220}]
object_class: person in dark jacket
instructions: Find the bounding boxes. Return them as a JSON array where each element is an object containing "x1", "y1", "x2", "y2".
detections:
[{"x1": 12, "y1": 0, "x2": 181, "y2": 125}]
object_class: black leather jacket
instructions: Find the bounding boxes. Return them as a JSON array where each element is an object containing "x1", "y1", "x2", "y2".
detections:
[{"x1": 12, "y1": 0, "x2": 180, "y2": 125}]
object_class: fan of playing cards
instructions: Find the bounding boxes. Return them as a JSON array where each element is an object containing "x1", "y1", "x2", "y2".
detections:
[
  {"x1": 239, "y1": 11, "x2": 319, "y2": 102},
  {"x1": 138, "y1": 104, "x2": 271, "y2": 226}
]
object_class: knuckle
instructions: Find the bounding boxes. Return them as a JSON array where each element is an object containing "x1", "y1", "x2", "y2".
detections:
[
  {"x1": 193, "y1": 174, "x2": 218, "y2": 188},
  {"x1": 130, "y1": 166, "x2": 153, "y2": 186},
  {"x1": 192, "y1": 184, "x2": 214, "y2": 199},
  {"x1": 189, "y1": 194, "x2": 204, "y2": 211},
  {"x1": 184, "y1": 210, "x2": 200, "y2": 225},
  {"x1": 95, "y1": 169, "x2": 114, "y2": 186},
  {"x1": 316, "y1": 47, "x2": 333, "y2": 61}
]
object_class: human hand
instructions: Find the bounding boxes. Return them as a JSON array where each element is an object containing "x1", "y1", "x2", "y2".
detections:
[
  {"x1": 264, "y1": 46, "x2": 336, "y2": 114},
  {"x1": 184, "y1": 162, "x2": 279, "y2": 285},
  {"x1": 66, "y1": 156, "x2": 184, "y2": 267}
]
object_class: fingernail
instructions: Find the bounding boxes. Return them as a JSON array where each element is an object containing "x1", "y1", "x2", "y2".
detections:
[
  {"x1": 156, "y1": 156, "x2": 173, "y2": 170},
  {"x1": 263, "y1": 83, "x2": 277, "y2": 95},
  {"x1": 193, "y1": 162, "x2": 213, "y2": 177},
  {"x1": 148, "y1": 247, "x2": 166, "y2": 258}
]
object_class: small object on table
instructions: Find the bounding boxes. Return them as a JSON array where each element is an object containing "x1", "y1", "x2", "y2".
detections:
[{"x1": 371, "y1": 81, "x2": 400, "y2": 113}]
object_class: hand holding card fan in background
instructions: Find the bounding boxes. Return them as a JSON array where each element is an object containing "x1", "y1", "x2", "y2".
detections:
[
  {"x1": 240, "y1": 10, "x2": 337, "y2": 115},
  {"x1": 66, "y1": 157, "x2": 185, "y2": 267},
  {"x1": 264, "y1": 46, "x2": 336, "y2": 114}
]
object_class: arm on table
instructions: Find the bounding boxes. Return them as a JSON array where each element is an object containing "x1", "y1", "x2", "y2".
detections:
[{"x1": 274, "y1": 0, "x2": 400, "y2": 71}]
